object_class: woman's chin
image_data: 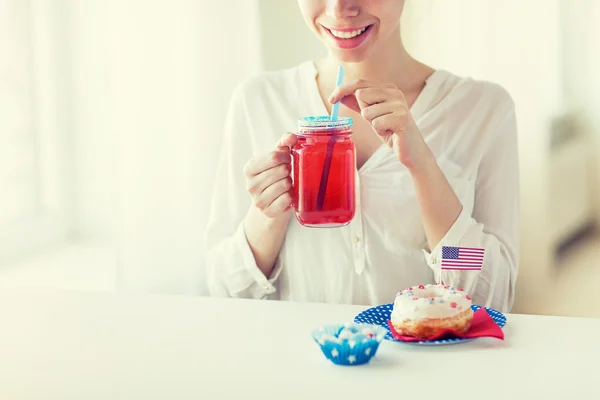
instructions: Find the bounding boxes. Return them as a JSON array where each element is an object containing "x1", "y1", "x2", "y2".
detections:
[{"x1": 329, "y1": 47, "x2": 372, "y2": 64}]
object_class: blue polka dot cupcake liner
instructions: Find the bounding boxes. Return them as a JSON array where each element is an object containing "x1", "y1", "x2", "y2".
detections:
[{"x1": 311, "y1": 323, "x2": 388, "y2": 366}]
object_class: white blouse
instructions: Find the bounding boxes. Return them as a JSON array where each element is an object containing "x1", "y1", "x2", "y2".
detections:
[{"x1": 204, "y1": 61, "x2": 519, "y2": 312}]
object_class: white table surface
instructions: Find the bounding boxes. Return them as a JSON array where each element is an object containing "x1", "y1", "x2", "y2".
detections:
[{"x1": 0, "y1": 289, "x2": 598, "y2": 400}]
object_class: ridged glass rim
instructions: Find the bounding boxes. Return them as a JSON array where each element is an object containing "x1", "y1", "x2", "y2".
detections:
[{"x1": 297, "y1": 116, "x2": 353, "y2": 133}]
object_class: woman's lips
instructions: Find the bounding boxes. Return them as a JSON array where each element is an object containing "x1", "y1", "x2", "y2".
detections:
[{"x1": 322, "y1": 24, "x2": 373, "y2": 50}]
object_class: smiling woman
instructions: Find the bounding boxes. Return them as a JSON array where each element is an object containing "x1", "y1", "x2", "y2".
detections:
[{"x1": 204, "y1": 0, "x2": 520, "y2": 311}]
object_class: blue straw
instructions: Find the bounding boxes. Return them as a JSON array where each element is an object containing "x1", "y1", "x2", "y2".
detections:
[
  {"x1": 316, "y1": 66, "x2": 345, "y2": 212},
  {"x1": 330, "y1": 66, "x2": 345, "y2": 121}
]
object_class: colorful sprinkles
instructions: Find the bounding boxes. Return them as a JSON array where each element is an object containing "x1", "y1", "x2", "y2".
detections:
[{"x1": 396, "y1": 284, "x2": 473, "y2": 308}]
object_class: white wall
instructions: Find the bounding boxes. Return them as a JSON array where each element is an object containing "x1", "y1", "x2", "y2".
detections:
[
  {"x1": 258, "y1": 0, "x2": 326, "y2": 71},
  {"x1": 562, "y1": 0, "x2": 600, "y2": 120},
  {"x1": 562, "y1": 1, "x2": 600, "y2": 225},
  {"x1": 68, "y1": 0, "x2": 114, "y2": 241}
]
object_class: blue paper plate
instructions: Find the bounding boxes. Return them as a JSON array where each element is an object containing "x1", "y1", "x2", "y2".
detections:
[{"x1": 353, "y1": 304, "x2": 506, "y2": 345}]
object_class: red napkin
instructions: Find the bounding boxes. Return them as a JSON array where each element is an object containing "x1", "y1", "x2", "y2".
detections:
[{"x1": 387, "y1": 308, "x2": 505, "y2": 342}]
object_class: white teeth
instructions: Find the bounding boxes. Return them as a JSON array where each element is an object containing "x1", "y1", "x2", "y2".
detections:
[{"x1": 330, "y1": 27, "x2": 367, "y2": 39}]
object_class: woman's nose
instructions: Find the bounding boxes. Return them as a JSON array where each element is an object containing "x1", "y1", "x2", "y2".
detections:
[{"x1": 326, "y1": 0, "x2": 360, "y2": 19}]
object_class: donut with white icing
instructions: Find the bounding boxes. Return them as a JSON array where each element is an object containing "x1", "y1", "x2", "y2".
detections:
[{"x1": 390, "y1": 283, "x2": 474, "y2": 339}]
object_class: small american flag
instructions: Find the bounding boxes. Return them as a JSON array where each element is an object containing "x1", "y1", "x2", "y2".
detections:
[{"x1": 441, "y1": 246, "x2": 484, "y2": 270}]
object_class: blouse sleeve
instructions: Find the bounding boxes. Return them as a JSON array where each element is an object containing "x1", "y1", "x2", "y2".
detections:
[
  {"x1": 422, "y1": 99, "x2": 520, "y2": 312},
  {"x1": 203, "y1": 85, "x2": 283, "y2": 300}
]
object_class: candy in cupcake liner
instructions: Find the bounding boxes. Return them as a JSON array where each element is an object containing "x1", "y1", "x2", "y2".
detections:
[{"x1": 311, "y1": 323, "x2": 387, "y2": 366}]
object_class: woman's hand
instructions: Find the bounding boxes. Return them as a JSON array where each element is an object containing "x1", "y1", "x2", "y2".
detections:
[
  {"x1": 243, "y1": 133, "x2": 297, "y2": 218},
  {"x1": 331, "y1": 79, "x2": 464, "y2": 250},
  {"x1": 329, "y1": 79, "x2": 430, "y2": 171}
]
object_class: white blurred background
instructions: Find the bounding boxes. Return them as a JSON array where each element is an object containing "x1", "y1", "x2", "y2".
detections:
[{"x1": 1, "y1": 0, "x2": 599, "y2": 317}]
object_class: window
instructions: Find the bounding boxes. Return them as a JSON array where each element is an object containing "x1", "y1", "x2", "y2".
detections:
[
  {"x1": 0, "y1": 0, "x2": 37, "y2": 226},
  {"x1": 0, "y1": 0, "x2": 70, "y2": 262}
]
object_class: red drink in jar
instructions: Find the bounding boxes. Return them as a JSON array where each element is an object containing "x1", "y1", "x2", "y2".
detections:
[{"x1": 292, "y1": 116, "x2": 356, "y2": 227}]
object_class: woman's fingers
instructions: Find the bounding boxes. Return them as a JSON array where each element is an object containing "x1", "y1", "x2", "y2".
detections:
[
  {"x1": 255, "y1": 176, "x2": 293, "y2": 213},
  {"x1": 243, "y1": 132, "x2": 298, "y2": 178},
  {"x1": 329, "y1": 79, "x2": 372, "y2": 104},
  {"x1": 276, "y1": 132, "x2": 298, "y2": 150},
  {"x1": 331, "y1": 82, "x2": 401, "y2": 116},
  {"x1": 329, "y1": 79, "x2": 395, "y2": 104},
  {"x1": 354, "y1": 88, "x2": 393, "y2": 108},
  {"x1": 246, "y1": 162, "x2": 290, "y2": 196},
  {"x1": 262, "y1": 190, "x2": 293, "y2": 218},
  {"x1": 243, "y1": 132, "x2": 297, "y2": 218},
  {"x1": 340, "y1": 95, "x2": 361, "y2": 114},
  {"x1": 360, "y1": 101, "x2": 399, "y2": 123},
  {"x1": 371, "y1": 113, "x2": 407, "y2": 138},
  {"x1": 243, "y1": 148, "x2": 291, "y2": 177}
]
